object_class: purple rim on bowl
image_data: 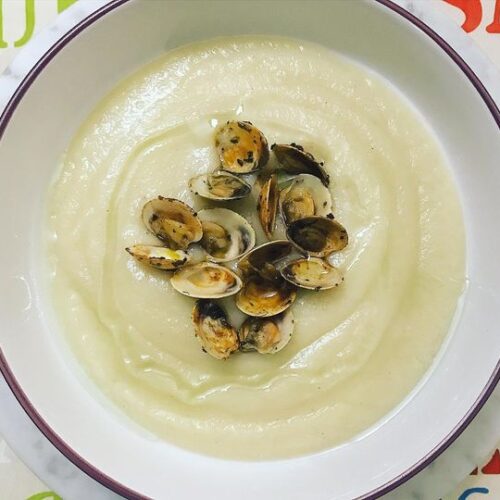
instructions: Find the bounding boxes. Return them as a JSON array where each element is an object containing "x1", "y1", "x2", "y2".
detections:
[{"x1": 0, "y1": 1, "x2": 499, "y2": 499}]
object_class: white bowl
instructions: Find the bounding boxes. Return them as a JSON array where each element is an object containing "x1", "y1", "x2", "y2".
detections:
[{"x1": 0, "y1": 1, "x2": 499, "y2": 498}]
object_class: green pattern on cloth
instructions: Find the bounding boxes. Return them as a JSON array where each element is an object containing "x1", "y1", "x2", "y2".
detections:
[
  {"x1": 57, "y1": 0, "x2": 77, "y2": 14},
  {"x1": 26, "y1": 492, "x2": 63, "y2": 500},
  {"x1": 13, "y1": 0, "x2": 35, "y2": 48}
]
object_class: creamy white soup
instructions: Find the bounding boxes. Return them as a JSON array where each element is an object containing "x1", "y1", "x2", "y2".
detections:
[{"x1": 46, "y1": 37, "x2": 465, "y2": 459}]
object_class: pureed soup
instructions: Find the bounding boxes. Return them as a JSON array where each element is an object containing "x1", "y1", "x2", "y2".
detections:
[{"x1": 46, "y1": 36, "x2": 465, "y2": 459}]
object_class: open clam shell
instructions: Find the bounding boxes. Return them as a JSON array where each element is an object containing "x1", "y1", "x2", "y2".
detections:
[
  {"x1": 171, "y1": 262, "x2": 242, "y2": 299},
  {"x1": 215, "y1": 120, "x2": 269, "y2": 174},
  {"x1": 235, "y1": 274, "x2": 296, "y2": 317},
  {"x1": 287, "y1": 216, "x2": 348, "y2": 257},
  {"x1": 237, "y1": 240, "x2": 294, "y2": 281},
  {"x1": 189, "y1": 171, "x2": 252, "y2": 201},
  {"x1": 280, "y1": 257, "x2": 343, "y2": 290},
  {"x1": 272, "y1": 143, "x2": 329, "y2": 187},
  {"x1": 125, "y1": 244, "x2": 189, "y2": 271},
  {"x1": 258, "y1": 173, "x2": 279, "y2": 239},
  {"x1": 142, "y1": 196, "x2": 202, "y2": 250},
  {"x1": 280, "y1": 174, "x2": 333, "y2": 225},
  {"x1": 198, "y1": 208, "x2": 255, "y2": 262},
  {"x1": 239, "y1": 310, "x2": 294, "y2": 354},
  {"x1": 192, "y1": 300, "x2": 239, "y2": 360}
]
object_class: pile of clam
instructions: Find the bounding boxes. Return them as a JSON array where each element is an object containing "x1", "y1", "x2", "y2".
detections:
[{"x1": 126, "y1": 121, "x2": 348, "y2": 360}]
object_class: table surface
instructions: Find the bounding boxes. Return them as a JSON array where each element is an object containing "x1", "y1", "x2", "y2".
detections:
[{"x1": 0, "y1": 1, "x2": 499, "y2": 499}]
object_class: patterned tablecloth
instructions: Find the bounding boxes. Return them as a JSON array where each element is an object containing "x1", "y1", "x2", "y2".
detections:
[{"x1": 0, "y1": 1, "x2": 498, "y2": 499}]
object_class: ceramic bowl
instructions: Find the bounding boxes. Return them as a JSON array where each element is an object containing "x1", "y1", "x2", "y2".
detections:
[{"x1": 0, "y1": 1, "x2": 499, "y2": 498}]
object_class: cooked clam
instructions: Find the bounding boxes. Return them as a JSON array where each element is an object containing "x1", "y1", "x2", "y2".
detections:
[
  {"x1": 239, "y1": 310, "x2": 294, "y2": 354},
  {"x1": 258, "y1": 173, "x2": 279, "y2": 239},
  {"x1": 189, "y1": 171, "x2": 251, "y2": 201},
  {"x1": 198, "y1": 208, "x2": 255, "y2": 262},
  {"x1": 171, "y1": 262, "x2": 242, "y2": 298},
  {"x1": 192, "y1": 300, "x2": 239, "y2": 360},
  {"x1": 272, "y1": 143, "x2": 329, "y2": 187},
  {"x1": 235, "y1": 274, "x2": 296, "y2": 317},
  {"x1": 125, "y1": 244, "x2": 189, "y2": 271},
  {"x1": 280, "y1": 257, "x2": 343, "y2": 290},
  {"x1": 237, "y1": 240, "x2": 293, "y2": 281},
  {"x1": 287, "y1": 216, "x2": 348, "y2": 257},
  {"x1": 215, "y1": 120, "x2": 269, "y2": 174},
  {"x1": 280, "y1": 174, "x2": 333, "y2": 225},
  {"x1": 142, "y1": 197, "x2": 202, "y2": 250}
]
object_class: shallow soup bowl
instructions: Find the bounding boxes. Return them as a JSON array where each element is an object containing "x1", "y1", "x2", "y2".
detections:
[{"x1": 0, "y1": 1, "x2": 499, "y2": 498}]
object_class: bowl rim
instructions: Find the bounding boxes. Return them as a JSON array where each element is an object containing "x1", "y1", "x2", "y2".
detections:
[{"x1": 0, "y1": 0, "x2": 498, "y2": 498}]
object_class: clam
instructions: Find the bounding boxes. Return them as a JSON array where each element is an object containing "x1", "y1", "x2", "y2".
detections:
[
  {"x1": 125, "y1": 245, "x2": 189, "y2": 271},
  {"x1": 280, "y1": 257, "x2": 343, "y2": 290},
  {"x1": 142, "y1": 197, "x2": 202, "y2": 250},
  {"x1": 171, "y1": 262, "x2": 242, "y2": 298},
  {"x1": 280, "y1": 174, "x2": 333, "y2": 225},
  {"x1": 198, "y1": 208, "x2": 255, "y2": 262},
  {"x1": 239, "y1": 310, "x2": 294, "y2": 354},
  {"x1": 215, "y1": 120, "x2": 269, "y2": 174},
  {"x1": 258, "y1": 173, "x2": 279, "y2": 239},
  {"x1": 272, "y1": 143, "x2": 329, "y2": 186},
  {"x1": 189, "y1": 171, "x2": 251, "y2": 201},
  {"x1": 235, "y1": 274, "x2": 296, "y2": 317},
  {"x1": 237, "y1": 240, "x2": 293, "y2": 281},
  {"x1": 192, "y1": 300, "x2": 239, "y2": 360},
  {"x1": 287, "y1": 216, "x2": 348, "y2": 257}
]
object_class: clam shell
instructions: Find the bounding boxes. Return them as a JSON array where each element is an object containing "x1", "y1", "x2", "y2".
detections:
[
  {"x1": 215, "y1": 120, "x2": 269, "y2": 174},
  {"x1": 272, "y1": 143, "x2": 329, "y2": 186},
  {"x1": 125, "y1": 244, "x2": 189, "y2": 271},
  {"x1": 280, "y1": 257, "x2": 343, "y2": 290},
  {"x1": 258, "y1": 173, "x2": 279, "y2": 238},
  {"x1": 237, "y1": 240, "x2": 294, "y2": 281},
  {"x1": 189, "y1": 171, "x2": 251, "y2": 201},
  {"x1": 235, "y1": 274, "x2": 296, "y2": 317},
  {"x1": 142, "y1": 197, "x2": 202, "y2": 250},
  {"x1": 287, "y1": 216, "x2": 348, "y2": 257},
  {"x1": 280, "y1": 174, "x2": 333, "y2": 225},
  {"x1": 171, "y1": 262, "x2": 242, "y2": 299},
  {"x1": 198, "y1": 208, "x2": 255, "y2": 262},
  {"x1": 192, "y1": 300, "x2": 239, "y2": 360},
  {"x1": 239, "y1": 310, "x2": 294, "y2": 354}
]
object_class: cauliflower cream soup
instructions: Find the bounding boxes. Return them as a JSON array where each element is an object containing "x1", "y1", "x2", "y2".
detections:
[{"x1": 46, "y1": 37, "x2": 465, "y2": 459}]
